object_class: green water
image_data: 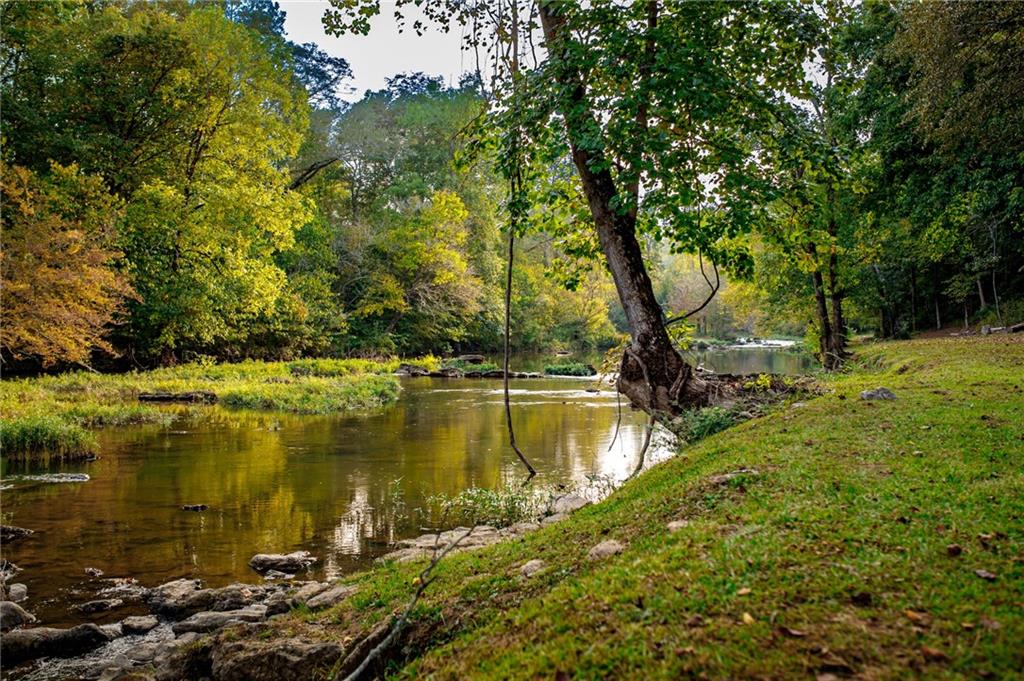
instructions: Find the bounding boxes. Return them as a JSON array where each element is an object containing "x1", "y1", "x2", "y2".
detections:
[{"x1": 0, "y1": 347, "x2": 812, "y2": 628}]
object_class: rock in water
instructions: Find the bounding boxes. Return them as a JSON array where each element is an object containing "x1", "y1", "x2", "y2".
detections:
[
  {"x1": 76, "y1": 598, "x2": 124, "y2": 614},
  {"x1": 860, "y1": 386, "x2": 897, "y2": 400},
  {"x1": 248, "y1": 551, "x2": 316, "y2": 573},
  {"x1": 0, "y1": 525, "x2": 33, "y2": 544},
  {"x1": 181, "y1": 504, "x2": 208, "y2": 512},
  {"x1": 121, "y1": 615, "x2": 159, "y2": 635},
  {"x1": 85, "y1": 567, "x2": 105, "y2": 577},
  {"x1": 396, "y1": 363, "x2": 430, "y2": 376},
  {"x1": 7, "y1": 584, "x2": 28, "y2": 603},
  {"x1": 0, "y1": 623, "x2": 109, "y2": 664},
  {"x1": 1, "y1": 601, "x2": 37, "y2": 630}
]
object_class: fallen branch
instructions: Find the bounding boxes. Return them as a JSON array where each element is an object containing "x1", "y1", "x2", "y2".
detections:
[{"x1": 341, "y1": 526, "x2": 478, "y2": 681}]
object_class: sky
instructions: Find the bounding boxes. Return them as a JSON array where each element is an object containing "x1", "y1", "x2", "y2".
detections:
[{"x1": 281, "y1": 1, "x2": 471, "y2": 103}]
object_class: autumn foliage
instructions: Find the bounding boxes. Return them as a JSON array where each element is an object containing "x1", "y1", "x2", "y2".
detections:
[{"x1": 0, "y1": 162, "x2": 134, "y2": 366}]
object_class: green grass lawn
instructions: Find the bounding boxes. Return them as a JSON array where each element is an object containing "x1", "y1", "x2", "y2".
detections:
[{"x1": 264, "y1": 336, "x2": 1022, "y2": 679}]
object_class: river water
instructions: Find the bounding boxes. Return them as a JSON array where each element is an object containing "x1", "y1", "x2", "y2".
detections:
[{"x1": 0, "y1": 347, "x2": 812, "y2": 629}]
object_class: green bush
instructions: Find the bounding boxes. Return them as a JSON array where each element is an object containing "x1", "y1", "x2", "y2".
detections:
[
  {"x1": 0, "y1": 416, "x2": 98, "y2": 459},
  {"x1": 544, "y1": 362, "x2": 596, "y2": 377}
]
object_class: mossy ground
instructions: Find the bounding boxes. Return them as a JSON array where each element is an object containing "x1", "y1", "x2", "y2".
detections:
[
  {"x1": 266, "y1": 336, "x2": 1021, "y2": 679},
  {"x1": 0, "y1": 357, "x2": 438, "y2": 459}
]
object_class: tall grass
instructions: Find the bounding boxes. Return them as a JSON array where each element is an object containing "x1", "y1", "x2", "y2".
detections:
[
  {"x1": 544, "y1": 362, "x2": 597, "y2": 377},
  {"x1": 1, "y1": 356, "x2": 430, "y2": 459}
]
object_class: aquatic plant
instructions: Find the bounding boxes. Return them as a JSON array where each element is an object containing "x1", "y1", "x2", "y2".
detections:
[
  {"x1": 543, "y1": 362, "x2": 597, "y2": 377},
  {"x1": 0, "y1": 415, "x2": 97, "y2": 460}
]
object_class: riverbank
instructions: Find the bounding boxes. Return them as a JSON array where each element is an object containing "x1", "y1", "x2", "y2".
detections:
[
  {"x1": 0, "y1": 358, "x2": 436, "y2": 461},
  {"x1": 5, "y1": 336, "x2": 1022, "y2": 679}
]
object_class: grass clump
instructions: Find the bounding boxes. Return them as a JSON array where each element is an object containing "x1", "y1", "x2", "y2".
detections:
[
  {"x1": 427, "y1": 486, "x2": 548, "y2": 527},
  {"x1": 0, "y1": 415, "x2": 97, "y2": 459},
  {"x1": 543, "y1": 362, "x2": 596, "y2": 377},
  {"x1": 673, "y1": 406, "x2": 736, "y2": 443},
  {"x1": 220, "y1": 375, "x2": 400, "y2": 414},
  {"x1": 443, "y1": 359, "x2": 500, "y2": 373}
]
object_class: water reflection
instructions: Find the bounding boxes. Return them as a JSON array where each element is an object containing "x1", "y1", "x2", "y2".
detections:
[{"x1": 1, "y1": 378, "x2": 653, "y2": 626}]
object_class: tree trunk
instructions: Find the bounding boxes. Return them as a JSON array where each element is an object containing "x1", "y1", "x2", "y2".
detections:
[
  {"x1": 539, "y1": 2, "x2": 704, "y2": 415},
  {"x1": 934, "y1": 293, "x2": 941, "y2": 330},
  {"x1": 976, "y1": 277, "x2": 987, "y2": 309},
  {"x1": 808, "y1": 243, "x2": 838, "y2": 369}
]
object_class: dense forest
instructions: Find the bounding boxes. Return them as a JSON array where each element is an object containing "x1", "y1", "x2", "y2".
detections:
[{"x1": 1, "y1": 0, "x2": 1021, "y2": 373}]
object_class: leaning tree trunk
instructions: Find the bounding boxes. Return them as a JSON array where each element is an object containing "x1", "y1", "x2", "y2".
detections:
[{"x1": 539, "y1": 2, "x2": 705, "y2": 416}]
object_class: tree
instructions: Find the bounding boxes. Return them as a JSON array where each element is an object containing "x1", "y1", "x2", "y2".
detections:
[
  {"x1": 0, "y1": 162, "x2": 134, "y2": 367},
  {"x1": 325, "y1": 0, "x2": 814, "y2": 416}
]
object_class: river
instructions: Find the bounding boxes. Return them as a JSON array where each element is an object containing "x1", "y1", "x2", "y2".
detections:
[{"x1": 0, "y1": 346, "x2": 813, "y2": 629}]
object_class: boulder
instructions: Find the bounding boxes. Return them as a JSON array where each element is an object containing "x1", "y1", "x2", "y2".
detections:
[
  {"x1": 541, "y1": 512, "x2": 569, "y2": 525},
  {"x1": 0, "y1": 525, "x2": 33, "y2": 544},
  {"x1": 428, "y1": 367, "x2": 463, "y2": 378},
  {"x1": 291, "y1": 582, "x2": 331, "y2": 604},
  {"x1": 860, "y1": 386, "x2": 897, "y2": 400},
  {"x1": 551, "y1": 493, "x2": 590, "y2": 515},
  {"x1": 145, "y1": 578, "x2": 202, "y2": 616},
  {"x1": 305, "y1": 585, "x2": 356, "y2": 611},
  {"x1": 1, "y1": 623, "x2": 110, "y2": 664},
  {"x1": 519, "y1": 559, "x2": 545, "y2": 578},
  {"x1": 587, "y1": 539, "x2": 626, "y2": 561},
  {"x1": 209, "y1": 638, "x2": 345, "y2": 681},
  {"x1": 170, "y1": 605, "x2": 267, "y2": 635},
  {"x1": 455, "y1": 354, "x2": 486, "y2": 364},
  {"x1": 1, "y1": 600, "x2": 36, "y2": 630},
  {"x1": 121, "y1": 615, "x2": 160, "y2": 635},
  {"x1": 264, "y1": 591, "x2": 292, "y2": 617},
  {"x1": 249, "y1": 551, "x2": 316, "y2": 573},
  {"x1": 77, "y1": 598, "x2": 124, "y2": 614}
]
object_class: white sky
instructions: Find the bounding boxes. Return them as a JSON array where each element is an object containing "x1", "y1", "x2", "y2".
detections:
[{"x1": 281, "y1": 1, "x2": 470, "y2": 102}]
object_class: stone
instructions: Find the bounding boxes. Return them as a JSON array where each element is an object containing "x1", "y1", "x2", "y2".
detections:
[
  {"x1": 100, "y1": 622, "x2": 124, "y2": 639},
  {"x1": 0, "y1": 525, "x2": 33, "y2": 544},
  {"x1": 85, "y1": 567, "x2": 105, "y2": 577},
  {"x1": 981, "y1": 325, "x2": 992, "y2": 335},
  {"x1": 0, "y1": 559, "x2": 22, "y2": 581},
  {"x1": 262, "y1": 569, "x2": 293, "y2": 580},
  {"x1": 77, "y1": 598, "x2": 124, "y2": 614},
  {"x1": 145, "y1": 578, "x2": 203, "y2": 616},
  {"x1": 428, "y1": 367, "x2": 463, "y2": 378},
  {"x1": 587, "y1": 539, "x2": 626, "y2": 561},
  {"x1": 1, "y1": 623, "x2": 109, "y2": 664},
  {"x1": 551, "y1": 493, "x2": 590, "y2": 515},
  {"x1": 0, "y1": 600, "x2": 37, "y2": 630},
  {"x1": 707, "y1": 468, "x2": 760, "y2": 485},
  {"x1": 860, "y1": 386, "x2": 897, "y2": 400},
  {"x1": 92, "y1": 653, "x2": 132, "y2": 680},
  {"x1": 209, "y1": 639, "x2": 344, "y2": 681},
  {"x1": 519, "y1": 559, "x2": 545, "y2": 577},
  {"x1": 292, "y1": 582, "x2": 331, "y2": 604},
  {"x1": 126, "y1": 641, "x2": 163, "y2": 662},
  {"x1": 180, "y1": 504, "x2": 208, "y2": 512},
  {"x1": 122, "y1": 615, "x2": 159, "y2": 635},
  {"x1": 264, "y1": 591, "x2": 292, "y2": 617},
  {"x1": 667, "y1": 520, "x2": 690, "y2": 532},
  {"x1": 248, "y1": 551, "x2": 316, "y2": 573},
  {"x1": 170, "y1": 605, "x2": 267, "y2": 634},
  {"x1": 396, "y1": 363, "x2": 430, "y2": 376},
  {"x1": 8, "y1": 583, "x2": 28, "y2": 603},
  {"x1": 541, "y1": 512, "x2": 569, "y2": 525},
  {"x1": 305, "y1": 585, "x2": 356, "y2": 610}
]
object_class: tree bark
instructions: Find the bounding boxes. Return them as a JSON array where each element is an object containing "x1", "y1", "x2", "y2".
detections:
[
  {"x1": 808, "y1": 243, "x2": 838, "y2": 370},
  {"x1": 539, "y1": 2, "x2": 704, "y2": 415}
]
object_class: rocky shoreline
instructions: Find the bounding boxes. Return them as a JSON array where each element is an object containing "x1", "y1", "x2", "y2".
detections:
[{"x1": 0, "y1": 494, "x2": 594, "y2": 681}]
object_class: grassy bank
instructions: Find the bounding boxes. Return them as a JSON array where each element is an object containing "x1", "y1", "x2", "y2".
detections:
[
  {"x1": 238, "y1": 336, "x2": 1021, "y2": 678},
  {"x1": 0, "y1": 357, "x2": 437, "y2": 460}
]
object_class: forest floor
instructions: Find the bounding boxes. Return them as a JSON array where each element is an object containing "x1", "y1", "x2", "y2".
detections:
[{"x1": 171, "y1": 334, "x2": 1024, "y2": 680}]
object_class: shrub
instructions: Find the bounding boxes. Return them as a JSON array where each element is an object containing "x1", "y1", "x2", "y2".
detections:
[
  {"x1": 674, "y1": 407, "x2": 736, "y2": 443},
  {"x1": 427, "y1": 486, "x2": 546, "y2": 527},
  {"x1": 0, "y1": 415, "x2": 97, "y2": 459},
  {"x1": 544, "y1": 362, "x2": 597, "y2": 377}
]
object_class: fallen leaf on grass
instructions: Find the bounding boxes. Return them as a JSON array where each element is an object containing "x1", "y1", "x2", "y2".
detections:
[
  {"x1": 921, "y1": 646, "x2": 949, "y2": 662},
  {"x1": 686, "y1": 614, "x2": 706, "y2": 628},
  {"x1": 946, "y1": 544, "x2": 963, "y2": 557},
  {"x1": 905, "y1": 610, "x2": 932, "y2": 626},
  {"x1": 741, "y1": 612, "x2": 755, "y2": 625},
  {"x1": 737, "y1": 587, "x2": 752, "y2": 596},
  {"x1": 960, "y1": 622, "x2": 975, "y2": 630},
  {"x1": 974, "y1": 569, "x2": 997, "y2": 581}
]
